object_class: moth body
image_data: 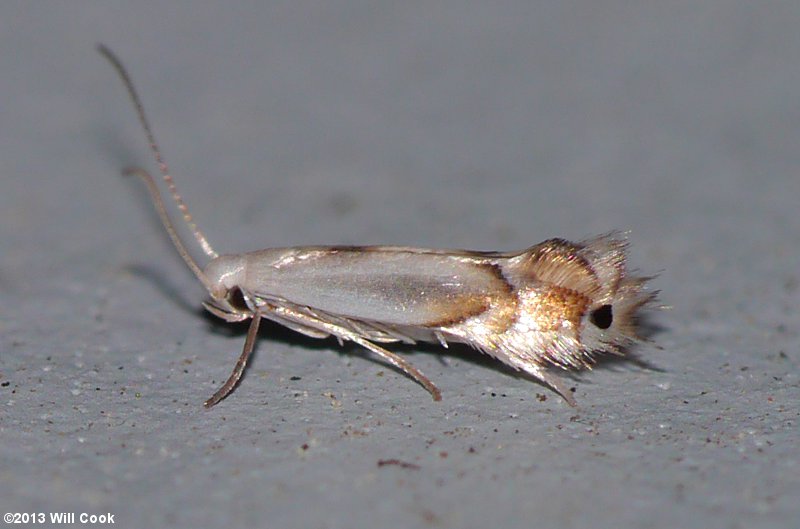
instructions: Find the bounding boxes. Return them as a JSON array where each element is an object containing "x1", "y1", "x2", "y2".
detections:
[
  {"x1": 199, "y1": 238, "x2": 655, "y2": 406},
  {"x1": 100, "y1": 45, "x2": 657, "y2": 408}
]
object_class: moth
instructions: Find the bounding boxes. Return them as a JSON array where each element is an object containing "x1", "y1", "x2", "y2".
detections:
[{"x1": 99, "y1": 45, "x2": 657, "y2": 408}]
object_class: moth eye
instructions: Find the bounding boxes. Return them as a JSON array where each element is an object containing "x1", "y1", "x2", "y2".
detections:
[
  {"x1": 227, "y1": 287, "x2": 249, "y2": 312},
  {"x1": 589, "y1": 304, "x2": 613, "y2": 329}
]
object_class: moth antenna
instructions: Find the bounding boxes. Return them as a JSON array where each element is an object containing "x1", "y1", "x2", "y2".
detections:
[
  {"x1": 124, "y1": 168, "x2": 216, "y2": 296},
  {"x1": 97, "y1": 44, "x2": 219, "y2": 259}
]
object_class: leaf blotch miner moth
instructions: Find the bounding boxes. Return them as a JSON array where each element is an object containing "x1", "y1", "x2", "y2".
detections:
[{"x1": 98, "y1": 45, "x2": 658, "y2": 408}]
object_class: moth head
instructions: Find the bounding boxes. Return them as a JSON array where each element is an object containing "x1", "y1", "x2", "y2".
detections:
[{"x1": 201, "y1": 255, "x2": 252, "y2": 321}]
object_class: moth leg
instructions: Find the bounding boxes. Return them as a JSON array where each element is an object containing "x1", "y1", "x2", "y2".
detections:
[
  {"x1": 204, "y1": 311, "x2": 262, "y2": 408},
  {"x1": 348, "y1": 335, "x2": 442, "y2": 401},
  {"x1": 270, "y1": 304, "x2": 442, "y2": 401},
  {"x1": 266, "y1": 313, "x2": 331, "y2": 339}
]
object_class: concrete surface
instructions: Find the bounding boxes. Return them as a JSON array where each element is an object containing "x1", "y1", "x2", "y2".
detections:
[{"x1": 1, "y1": 2, "x2": 798, "y2": 528}]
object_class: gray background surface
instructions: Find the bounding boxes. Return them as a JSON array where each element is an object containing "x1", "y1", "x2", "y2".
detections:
[{"x1": 1, "y1": 2, "x2": 798, "y2": 528}]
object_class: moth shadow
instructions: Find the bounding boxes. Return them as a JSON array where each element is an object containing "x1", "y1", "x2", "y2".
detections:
[
  {"x1": 613, "y1": 312, "x2": 668, "y2": 373},
  {"x1": 125, "y1": 264, "x2": 198, "y2": 315}
]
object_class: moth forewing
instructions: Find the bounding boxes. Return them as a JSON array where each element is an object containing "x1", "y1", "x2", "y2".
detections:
[
  {"x1": 101, "y1": 45, "x2": 657, "y2": 408},
  {"x1": 239, "y1": 246, "x2": 512, "y2": 327}
]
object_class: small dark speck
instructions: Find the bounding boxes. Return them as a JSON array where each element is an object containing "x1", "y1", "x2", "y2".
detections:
[
  {"x1": 779, "y1": 351, "x2": 788, "y2": 359},
  {"x1": 301, "y1": 443, "x2": 309, "y2": 451},
  {"x1": 290, "y1": 376, "x2": 302, "y2": 381},
  {"x1": 377, "y1": 459, "x2": 420, "y2": 470},
  {"x1": 1, "y1": 381, "x2": 9, "y2": 387},
  {"x1": 536, "y1": 393, "x2": 547, "y2": 402},
  {"x1": 740, "y1": 366, "x2": 749, "y2": 371},
  {"x1": 491, "y1": 392, "x2": 497, "y2": 397},
  {"x1": 569, "y1": 387, "x2": 576, "y2": 393}
]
